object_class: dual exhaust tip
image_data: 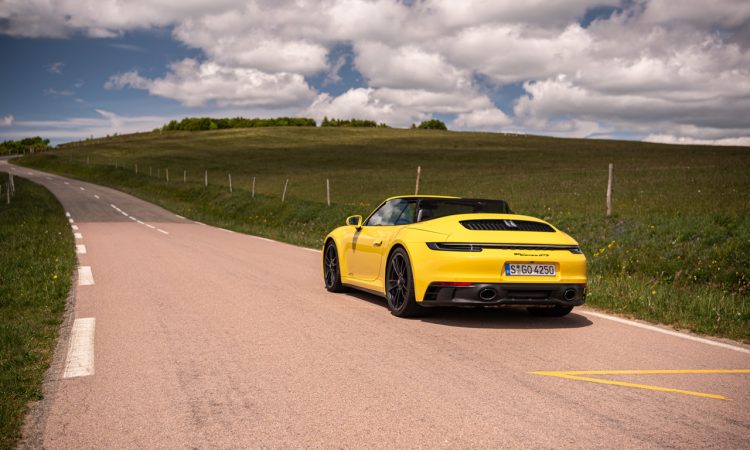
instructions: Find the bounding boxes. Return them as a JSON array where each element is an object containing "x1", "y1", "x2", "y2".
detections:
[{"x1": 477, "y1": 287, "x2": 578, "y2": 302}]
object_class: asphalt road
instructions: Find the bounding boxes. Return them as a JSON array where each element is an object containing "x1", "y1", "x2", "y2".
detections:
[{"x1": 3, "y1": 160, "x2": 749, "y2": 448}]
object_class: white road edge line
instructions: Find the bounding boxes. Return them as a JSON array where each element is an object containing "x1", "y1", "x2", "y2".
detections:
[
  {"x1": 63, "y1": 318, "x2": 95, "y2": 378},
  {"x1": 303, "y1": 248, "x2": 322, "y2": 253},
  {"x1": 175, "y1": 214, "x2": 185, "y2": 219},
  {"x1": 77, "y1": 266, "x2": 94, "y2": 286},
  {"x1": 74, "y1": 232, "x2": 83, "y2": 239},
  {"x1": 128, "y1": 216, "x2": 137, "y2": 221},
  {"x1": 145, "y1": 224, "x2": 156, "y2": 229},
  {"x1": 136, "y1": 220, "x2": 144, "y2": 225},
  {"x1": 76, "y1": 244, "x2": 87, "y2": 254},
  {"x1": 582, "y1": 310, "x2": 750, "y2": 355},
  {"x1": 64, "y1": 182, "x2": 69, "y2": 185},
  {"x1": 157, "y1": 228, "x2": 169, "y2": 235},
  {"x1": 71, "y1": 225, "x2": 79, "y2": 231}
]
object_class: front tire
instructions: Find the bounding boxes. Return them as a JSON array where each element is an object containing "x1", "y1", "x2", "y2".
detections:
[
  {"x1": 323, "y1": 241, "x2": 345, "y2": 292},
  {"x1": 385, "y1": 248, "x2": 423, "y2": 317}
]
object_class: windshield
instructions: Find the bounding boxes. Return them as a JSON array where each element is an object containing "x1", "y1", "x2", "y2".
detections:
[{"x1": 415, "y1": 198, "x2": 511, "y2": 222}]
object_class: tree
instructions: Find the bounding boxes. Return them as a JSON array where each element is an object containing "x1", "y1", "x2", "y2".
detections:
[{"x1": 417, "y1": 119, "x2": 447, "y2": 130}]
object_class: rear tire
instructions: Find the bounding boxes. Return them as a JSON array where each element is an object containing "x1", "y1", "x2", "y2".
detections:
[
  {"x1": 323, "y1": 241, "x2": 345, "y2": 293},
  {"x1": 527, "y1": 305, "x2": 574, "y2": 317},
  {"x1": 385, "y1": 248, "x2": 423, "y2": 318}
]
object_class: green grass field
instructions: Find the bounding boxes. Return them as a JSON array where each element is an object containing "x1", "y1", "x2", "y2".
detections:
[
  {"x1": 17, "y1": 127, "x2": 750, "y2": 341},
  {"x1": 0, "y1": 174, "x2": 76, "y2": 449}
]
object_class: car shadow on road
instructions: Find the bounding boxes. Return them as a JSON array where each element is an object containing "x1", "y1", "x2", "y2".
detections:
[{"x1": 341, "y1": 290, "x2": 593, "y2": 330}]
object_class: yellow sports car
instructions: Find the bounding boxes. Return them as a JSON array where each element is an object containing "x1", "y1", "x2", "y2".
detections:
[{"x1": 322, "y1": 196, "x2": 587, "y2": 317}]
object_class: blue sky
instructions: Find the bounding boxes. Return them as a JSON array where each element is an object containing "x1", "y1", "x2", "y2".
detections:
[{"x1": 1, "y1": 1, "x2": 748, "y2": 146}]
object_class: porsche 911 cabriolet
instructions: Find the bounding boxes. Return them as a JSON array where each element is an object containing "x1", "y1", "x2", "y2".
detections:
[{"x1": 322, "y1": 196, "x2": 587, "y2": 317}]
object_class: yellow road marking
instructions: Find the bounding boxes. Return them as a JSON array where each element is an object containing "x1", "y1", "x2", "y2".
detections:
[{"x1": 530, "y1": 369, "x2": 750, "y2": 401}]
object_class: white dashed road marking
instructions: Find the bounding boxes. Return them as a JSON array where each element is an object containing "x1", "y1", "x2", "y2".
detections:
[
  {"x1": 68, "y1": 218, "x2": 74, "y2": 224},
  {"x1": 71, "y1": 225, "x2": 79, "y2": 231},
  {"x1": 65, "y1": 212, "x2": 71, "y2": 217},
  {"x1": 76, "y1": 244, "x2": 87, "y2": 254},
  {"x1": 64, "y1": 181, "x2": 69, "y2": 185},
  {"x1": 107, "y1": 203, "x2": 168, "y2": 235},
  {"x1": 94, "y1": 194, "x2": 100, "y2": 199},
  {"x1": 74, "y1": 232, "x2": 83, "y2": 239},
  {"x1": 63, "y1": 318, "x2": 95, "y2": 379},
  {"x1": 77, "y1": 266, "x2": 94, "y2": 286},
  {"x1": 80, "y1": 187, "x2": 85, "y2": 191}
]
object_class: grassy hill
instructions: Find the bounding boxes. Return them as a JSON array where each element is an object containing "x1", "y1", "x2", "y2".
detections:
[{"x1": 17, "y1": 127, "x2": 750, "y2": 341}]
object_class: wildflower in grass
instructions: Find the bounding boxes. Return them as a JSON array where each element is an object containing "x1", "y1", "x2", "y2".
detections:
[
  {"x1": 651, "y1": 289, "x2": 656, "y2": 295},
  {"x1": 52, "y1": 274, "x2": 58, "y2": 280}
]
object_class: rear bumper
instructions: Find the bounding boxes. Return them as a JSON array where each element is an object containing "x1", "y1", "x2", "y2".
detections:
[{"x1": 419, "y1": 283, "x2": 586, "y2": 307}]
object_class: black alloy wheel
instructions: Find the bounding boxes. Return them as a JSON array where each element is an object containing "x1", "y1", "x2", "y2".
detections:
[
  {"x1": 385, "y1": 248, "x2": 422, "y2": 317},
  {"x1": 323, "y1": 241, "x2": 345, "y2": 292}
]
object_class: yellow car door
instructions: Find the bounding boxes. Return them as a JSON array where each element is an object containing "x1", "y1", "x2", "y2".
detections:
[{"x1": 346, "y1": 198, "x2": 416, "y2": 281}]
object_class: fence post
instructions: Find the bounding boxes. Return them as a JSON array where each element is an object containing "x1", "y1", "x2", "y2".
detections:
[
  {"x1": 282, "y1": 179, "x2": 289, "y2": 203},
  {"x1": 326, "y1": 178, "x2": 330, "y2": 206},
  {"x1": 252, "y1": 177, "x2": 255, "y2": 198},
  {"x1": 5, "y1": 183, "x2": 8, "y2": 205},
  {"x1": 204, "y1": 170, "x2": 208, "y2": 187},
  {"x1": 10, "y1": 174, "x2": 14, "y2": 194},
  {"x1": 135, "y1": 163, "x2": 138, "y2": 174},
  {"x1": 606, "y1": 163, "x2": 613, "y2": 217},
  {"x1": 166, "y1": 168, "x2": 169, "y2": 183},
  {"x1": 415, "y1": 165, "x2": 421, "y2": 195},
  {"x1": 183, "y1": 170, "x2": 186, "y2": 183},
  {"x1": 228, "y1": 173, "x2": 232, "y2": 193}
]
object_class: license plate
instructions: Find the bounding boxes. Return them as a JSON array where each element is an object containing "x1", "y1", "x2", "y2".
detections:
[{"x1": 505, "y1": 263, "x2": 556, "y2": 276}]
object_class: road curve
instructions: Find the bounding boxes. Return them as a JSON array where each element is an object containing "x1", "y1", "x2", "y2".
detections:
[{"x1": 2, "y1": 160, "x2": 749, "y2": 448}]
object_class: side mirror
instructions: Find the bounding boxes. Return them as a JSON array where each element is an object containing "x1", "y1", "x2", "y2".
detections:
[{"x1": 346, "y1": 215, "x2": 363, "y2": 229}]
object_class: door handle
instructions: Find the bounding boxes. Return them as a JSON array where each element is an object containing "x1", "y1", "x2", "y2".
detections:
[{"x1": 373, "y1": 240, "x2": 383, "y2": 247}]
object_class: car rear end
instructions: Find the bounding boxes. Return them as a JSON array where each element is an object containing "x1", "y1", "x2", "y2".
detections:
[{"x1": 407, "y1": 214, "x2": 587, "y2": 309}]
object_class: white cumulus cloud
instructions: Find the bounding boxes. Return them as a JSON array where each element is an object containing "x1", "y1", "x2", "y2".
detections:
[
  {"x1": 106, "y1": 59, "x2": 316, "y2": 108},
  {"x1": 1, "y1": 0, "x2": 749, "y2": 144}
]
